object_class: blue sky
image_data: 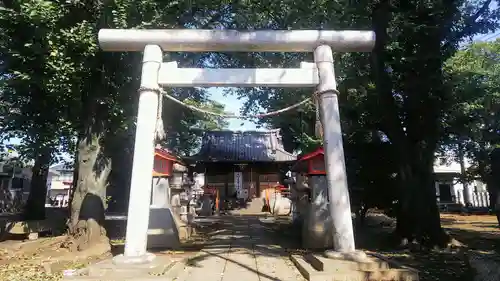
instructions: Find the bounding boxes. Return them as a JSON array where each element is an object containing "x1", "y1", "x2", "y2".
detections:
[
  {"x1": 208, "y1": 88, "x2": 259, "y2": 131},
  {"x1": 3, "y1": 88, "x2": 259, "y2": 146}
]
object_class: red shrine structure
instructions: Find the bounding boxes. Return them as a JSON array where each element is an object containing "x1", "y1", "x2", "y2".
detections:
[
  {"x1": 293, "y1": 147, "x2": 326, "y2": 175},
  {"x1": 153, "y1": 147, "x2": 183, "y2": 177}
]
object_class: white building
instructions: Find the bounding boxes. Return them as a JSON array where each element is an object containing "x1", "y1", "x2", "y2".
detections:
[
  {"x1": 0, "y1": 161, "x2": 32, "y2": 212},
  {"x1": 0, "y1": 151, "x2": 74, "y2": 210},
  {"x1": 46, "y1": 163, "x2": 73, "y2": 207},
  {"x1": 433, "y1": 158, "x2": 489, "y2": 208}
]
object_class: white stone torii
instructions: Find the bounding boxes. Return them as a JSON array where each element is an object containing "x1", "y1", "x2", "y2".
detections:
[{"x1": 98, "y1": 29, "x2": 375, "y2": 263}]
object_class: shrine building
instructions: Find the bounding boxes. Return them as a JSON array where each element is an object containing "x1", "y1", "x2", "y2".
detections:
[{"x1": 183, "y1": 129, "x2": 296, "y2": 202}]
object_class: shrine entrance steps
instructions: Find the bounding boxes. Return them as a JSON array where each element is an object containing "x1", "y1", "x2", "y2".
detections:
[{"x1": 175, "y1": 214, "x2": 305, "y2": 281}]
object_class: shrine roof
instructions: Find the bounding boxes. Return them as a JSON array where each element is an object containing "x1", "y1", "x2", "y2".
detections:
[
  {"x1": 298, "y1": 147, "x2": 324, "y2": 161},
  {"x1": 291, "y1": 146, "x2": 324, "y2": 172},
  {"x1": 155, "y1": 147, "x2": 183, "y2": 163},
  {"x1": 187, "y1": 129, "x2": 296, "y2": 162}
]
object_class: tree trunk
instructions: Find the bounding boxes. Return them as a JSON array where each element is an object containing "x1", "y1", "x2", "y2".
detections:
[
  {"x1": 371, "y1": 0, "x2": 451, "y2": 247},
  {"x1": 61, "y1": 49, "x2": 115, "y2": 253},
  {"x1": 65, "y1": 134, "x2": 111, "y2": 253},
  {"x1": 490, "y1": 148, "x2": 500, "y2": 226},
  {"x1": 395, "y1": 150, "x2": 450, "y2": 248},
  {"x1": 458, "y1": 143, "x2": 471, "y2": 206},
  {"x1": 106, "y1": 134, "x2": 133, "y2": 213},
  {"x1": 23, "y1": 149, "x2": 50, "y2": 221},
  {"x1": 394, "y1": 164, "x2": 415, "y2": 245},
  {"x1": 489, "y1": 183, "x2": 500, "y2": 227},
  {"x1": 67, "y1": 144, "x2": 80, "y2": 217},
  {"x1": 495, "y1": 192, "x2": 500, "y2": 227}
]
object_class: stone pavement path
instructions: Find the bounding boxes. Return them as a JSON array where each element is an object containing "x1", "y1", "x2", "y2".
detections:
[{"x1": 173, "y1": 214, "x2": 305, "y2": 281}]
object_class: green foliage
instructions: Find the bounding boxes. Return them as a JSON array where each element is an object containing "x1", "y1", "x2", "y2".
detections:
[
  {"x1": 442, "y1": 39, "x2": 500, "y2": 182},
  {"x1": 1, "y1": 1, "x2": 74, "y2": 163},
  {"x1": 215, "y1": 0, "x2": 499, "y2": 242},
  {"x1": 0, "y1": 0, "x2": 229, "y2": 164},
  {"x1": 0, "y1": 145, "x2": 31, "y2": 170},
  {"x1": 0, "y1": 0, "x2": 230, "y2": 225},
  {"x1": 162, "y1": 91, "x2": 230, "y2": 156}
]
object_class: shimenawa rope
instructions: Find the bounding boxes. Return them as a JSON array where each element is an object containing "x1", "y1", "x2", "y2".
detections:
[
  {"x1": 160, "y1": 88, "x2": 312, "y2": 119},
  {"x1": 139, "y1": 86, "x2": 339, "y2": 142}
]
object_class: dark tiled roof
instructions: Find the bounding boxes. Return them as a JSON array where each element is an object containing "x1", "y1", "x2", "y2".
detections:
[{"x1": 189, "y1": 130, "x2": 296, "y2": 162}]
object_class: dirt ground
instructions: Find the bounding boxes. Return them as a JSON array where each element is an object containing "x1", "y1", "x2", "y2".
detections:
[
  {"x1": 356, "y1": 213, "x2": 500, "y2": 281},
  {"x1": 441, "y1": 213, "x2": 499, "y2": 236},
  {"x1": 0, "y1": 213, "x2": 498, "y2": 281},
  {"x1": 0, "y1": 224, "x2": 213, "y2": 281},
  {"x1": 0, "y1": 234, "x2": 109, "y2": 281}
]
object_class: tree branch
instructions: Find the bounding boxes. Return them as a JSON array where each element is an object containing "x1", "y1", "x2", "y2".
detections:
[
  {"x1": 371, "y1": 0, "x2": 406, "y2": 147},
  {"x1": 443, "y1": 0, "x2": 493, "y2": 50}
]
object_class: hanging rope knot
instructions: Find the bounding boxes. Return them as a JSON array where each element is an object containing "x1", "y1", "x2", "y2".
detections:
[
  {"x1": 312, "y1": 89, "x2": 339, "y2": 139},
  {"x1": 311, "y1": 88, "x2": 341, "y2": 102},
  {"x1": 137, "y1": 86, "x2": 162, "y2": 94},
  {"x1": 138, "y1": 86, "x2": 166, "y2": 142}
]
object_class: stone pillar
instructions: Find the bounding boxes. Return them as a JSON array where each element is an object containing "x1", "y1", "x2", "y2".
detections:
[
  {"x1": 463, "y1": 183, "x2": 473, "y2": 207},
  {"x1": 295, "y1": 174, "x2": 310, "y2": 222},
  {"x1": 290, "y1": 176, "x2": 300, "y2": 223},
  {"x1": 118, "y1": 45, "x2": 163, "y2": 262},
  {"x1": 458, "y1": 189, "x2": 464, "y2": 205},
  {"x1": 151, "y1": 177, "x2": 169, "y2": 207},
  {"x1": 302, "y1": 175, "x2": 333, "y2": 249},
  {"x1": 148, "y1": 177, "x2": 181, "y2": 249},
  {"x1": 314, "y1": 45, "x2": 356, "y2": 253},
  {"x1": 199, "y1": 194, "x2": 213, "y2": 216}
]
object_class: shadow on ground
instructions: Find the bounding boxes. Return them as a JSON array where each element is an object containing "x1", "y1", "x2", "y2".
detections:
[
  {"x1": 355, "y1": 213, "x2": 500, "y2": 281},
  {"x1": 3, "y1": 208, "x2": 499, "y2": 281},
  {"x1": 110, "y1": 213, "x2": 302, "y2": 276},
  {"x1": 168, "y1": 214, "x2": 302, "y2": 280}
]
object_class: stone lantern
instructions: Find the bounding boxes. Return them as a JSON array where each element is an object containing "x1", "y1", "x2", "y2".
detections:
[
  {"x1": 298, "y1": 147, "x2": 326, "y2": 175},
  {"x1": 148, "y1": 147, "x2": 185, "y2": 249},
  {"x1": 293, "y1": 147, "x2": 333, "y2": 249}
]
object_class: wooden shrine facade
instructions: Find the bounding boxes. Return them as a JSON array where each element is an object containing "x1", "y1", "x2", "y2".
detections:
[{"x1": 184, "y1": 130, "x2": 296, "y2": 200}]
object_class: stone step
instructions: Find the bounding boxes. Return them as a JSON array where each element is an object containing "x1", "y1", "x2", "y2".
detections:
[
  {"x1": 304, "y1": 253, "x2": 390, "y2": 272},
  {"x1": 290, "y1": 253, "x2": 419, "y2": 281}
]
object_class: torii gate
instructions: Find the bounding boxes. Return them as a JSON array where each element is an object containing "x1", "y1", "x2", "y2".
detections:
[{"x1": 98, "y1": 29, "x2": 375, "y2": 263}]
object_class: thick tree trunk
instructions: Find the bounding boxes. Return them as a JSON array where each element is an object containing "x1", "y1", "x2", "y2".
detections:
[
  {"x1": 371, "y1": 0, "x2": 450, "y2": 247},
  {"x1": 458, "y1": 144, "x2": 471, "y2": 206},
  {"x1": 395, "y1": 151, "x2": 450, "y2": 248},
  {"x1": 23, "y1": 149, "x2": 50, "y2": 221},
  {"x1": 106, "y1": 134, "x2": 133, "y2": 213},
  {"x1": 490, "y1": 149, "x2": 500, "y2": 226},
  {"x1": 62, "y1": 50, "x2": 115, "y2": 253},
  {"x1": 488, "y1": 181, "x2": 500, "y2": 227},
  {"x1": 494, "y1": 192, "x2": 500, "y2": 227},
  {"x1": 67, "y1": 145, "x2": 79, "y2": 216},
  {"x1": 65, "y1": 134, "x2": 111, "y2": 253}
]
